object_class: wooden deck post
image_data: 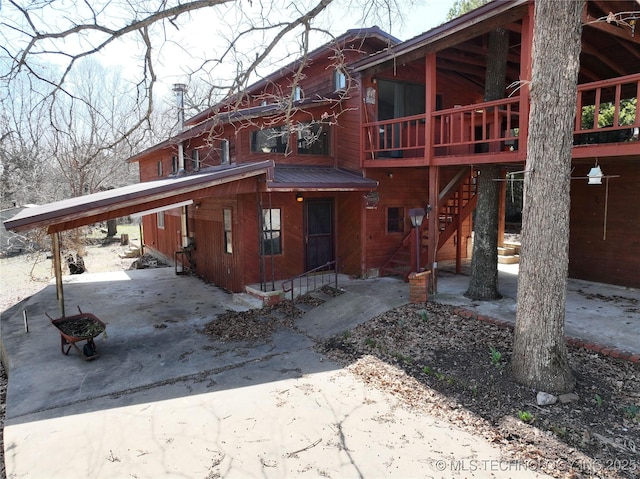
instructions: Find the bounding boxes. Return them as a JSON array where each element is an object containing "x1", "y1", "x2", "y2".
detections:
[
  {"x1": 52, "y1": 232, "x2": 65, "y2": 317},
  {"x1": 427, "y1": 166, "x2": 440, "y2": 293}
]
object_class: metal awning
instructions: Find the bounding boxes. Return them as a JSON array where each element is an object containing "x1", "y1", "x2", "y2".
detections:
[
  {"x1": 3, "y1": 161, "x2": 275, "y2": 234},
  {"x1": 268, "y1": 165, "x2": 378, "y2": 191}
]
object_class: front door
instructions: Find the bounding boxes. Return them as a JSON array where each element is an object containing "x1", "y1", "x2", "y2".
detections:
[{"x1": 304, "y1": 199, "x2": 334, "y2": 271}]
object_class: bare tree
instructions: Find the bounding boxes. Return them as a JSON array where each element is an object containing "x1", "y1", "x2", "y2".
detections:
[
  {"x1": 511, "y1": 0, "x2": 584, "y2": 393},
  {"x1": 2, "y1": 0, "x2": 408, "y2": 142}
]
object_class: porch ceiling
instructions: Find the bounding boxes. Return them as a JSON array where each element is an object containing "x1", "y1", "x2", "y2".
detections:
[
  {"x1": 3, "y1": 161, "x2": 274, "y2": 234},
  {"x1": 352, "y1": 0, "x2": 639, "y2": 91}
]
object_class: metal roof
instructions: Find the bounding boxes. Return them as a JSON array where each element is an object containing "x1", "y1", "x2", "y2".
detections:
[
  {"x1": 270, "y1": 165, "x2": 378, "y2": 191},
  {"x1": 4, "y1": 162, "x2": 378, "y2": 234},
  {"x1": 3, "y1": 161, "x2": 274, "y2": 233}
]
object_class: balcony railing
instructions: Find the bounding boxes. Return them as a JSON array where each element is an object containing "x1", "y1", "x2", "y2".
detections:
[
  {"x1": 432, "y1": 97, "x2": 520, "y2": 157},
  {"x1": 574, "y1": 73, "x2": 640, "y2": 146},
  {"x1": 362, "y1": 73, "x2": 639, "y2": 163}
]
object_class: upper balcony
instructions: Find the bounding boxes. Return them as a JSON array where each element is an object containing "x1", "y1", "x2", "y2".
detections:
[{"x1": 362, "y1": 73, "x2": 639, "y2": 168}]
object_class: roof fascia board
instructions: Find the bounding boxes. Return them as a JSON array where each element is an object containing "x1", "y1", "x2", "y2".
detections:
[
  {"x1": 351, "y1": 0, "x2": 530, "y2": 73},
  {"x1": 4, "y1": 161, "x2": 274, "y2": 232}
]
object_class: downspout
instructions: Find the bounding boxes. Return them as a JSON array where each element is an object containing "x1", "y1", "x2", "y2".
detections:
[{"x1": 173, "y1": 83, "x2": 190, "y2": 249}]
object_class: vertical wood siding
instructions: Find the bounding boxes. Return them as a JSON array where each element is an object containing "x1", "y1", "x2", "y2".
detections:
[{"x1": 569, "y1": 158, "x2": 640, "y2": 289}]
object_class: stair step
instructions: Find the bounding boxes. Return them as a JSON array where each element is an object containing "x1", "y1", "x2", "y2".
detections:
[
  {"x1": 498, "y1": 254, "x2": 520, "y2": 264},
  {"x1": 497, "y1": 246, "x2": 516, "y2": 256}
]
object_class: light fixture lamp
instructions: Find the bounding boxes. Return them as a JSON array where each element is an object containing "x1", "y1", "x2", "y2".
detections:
[
  {"x1": 409, "y1": 208, "x2": 426, "y2": 227},
  {"x1": 409, "y1": 207, "x2": 426, "y2": 272},
  {"x1": 296, "y1": 193, "x2": 304, "y2": 203},
  {"x1": 587, "y1": 165, "x2": 604, "y2": 185}
]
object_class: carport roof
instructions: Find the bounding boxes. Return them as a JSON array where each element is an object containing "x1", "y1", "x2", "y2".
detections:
[
  {"x1": 3, "y1": 161, "x2": 274, "y2": 234},
  {"x1": 3, "y1": 162, "x2": 378, "y2": 234}
]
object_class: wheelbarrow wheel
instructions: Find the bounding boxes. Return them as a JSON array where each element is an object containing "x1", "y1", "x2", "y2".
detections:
[{"x1": 83, "y1": 342, "x2": 96, "y2": 358}]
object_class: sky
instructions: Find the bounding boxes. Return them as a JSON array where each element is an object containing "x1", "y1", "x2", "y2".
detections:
[
  {"x1": 1, "y1": 0, "x2": 456, "y2": 106},
  {"x1": 95, "y1": 0, "x2": 456, "y2": 94}
]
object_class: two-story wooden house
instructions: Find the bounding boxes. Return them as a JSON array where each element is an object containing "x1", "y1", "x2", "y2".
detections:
[
  {"x1": 7, "y1": 0, "x2": 637, "y2": 310},
  {"x1": 128, "y1": 0, "x2": 640, "y2": 293}
]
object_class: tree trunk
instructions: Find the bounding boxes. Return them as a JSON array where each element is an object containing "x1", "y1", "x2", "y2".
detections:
[
  {"x1": 511, "y1": 0, "x2": 584, "y2": 393},
  {"x1": 465, "y1": 28, "x2": 508, "y2": 301},
  {"x1": 106, "y1": 219, "x2": 117, "y2": 237}
]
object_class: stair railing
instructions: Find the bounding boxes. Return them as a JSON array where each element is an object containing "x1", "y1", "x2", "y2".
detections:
[{"x1": 281, "y1": 260, "x2": 338, "y2": 317}]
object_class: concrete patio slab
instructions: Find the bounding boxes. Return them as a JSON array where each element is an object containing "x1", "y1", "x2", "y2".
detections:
[{"x1": 2, "y1": 264, "x2": 637, "y2": 478}]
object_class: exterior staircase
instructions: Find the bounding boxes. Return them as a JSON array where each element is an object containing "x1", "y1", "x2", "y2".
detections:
[
  {"x1": 498, "y1": 242, "x2": 520, "y2": 264},
  {"x1": 380, "y1": 167, "x2": 477, "y2": 280}
]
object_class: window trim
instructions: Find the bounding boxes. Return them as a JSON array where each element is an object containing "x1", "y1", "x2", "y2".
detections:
[
  {"x1": 334, "y1": 69, "x2": 347, "y2": 91},
  {"x1": 296, "y1": 122, "x2": 331, "y2": 156},
  {"x1": 223, "y1": 208, "x2": 233, "y2": 254},
  {"x1": 261, "y1": 208, "x2": 282, "y2": 256},
  {"x1": 220, "y1": 139, "x2": 230, "y2": 164},
  {"x1": 250, "y1": 126, "x2": 290, "y2": 155},
  {"x1": 191, "y1": 149, "x2": 200, "y2": 172},
  {"x1": 386, "y1": 206, "x2": 405, "y2": 234}
]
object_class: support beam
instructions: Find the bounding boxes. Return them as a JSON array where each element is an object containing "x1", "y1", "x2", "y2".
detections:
[
  {"x1": 427, "y1": 166, "x2": 440, "y2": 293},
  {"x1": 52, "y1": 233, "x2": 65, "y2": 317}
]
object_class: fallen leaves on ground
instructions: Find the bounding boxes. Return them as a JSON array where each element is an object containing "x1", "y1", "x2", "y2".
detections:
[{"x1": 319, "y1": 301, "x2": 640, "y2": 479}]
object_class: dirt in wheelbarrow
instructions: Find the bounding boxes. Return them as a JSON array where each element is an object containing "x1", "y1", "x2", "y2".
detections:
[{"x1": 54, "y1": 316, "x2": 106, "y2": 338}]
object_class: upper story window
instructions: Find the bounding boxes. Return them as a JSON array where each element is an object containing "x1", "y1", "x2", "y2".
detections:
[
  {"x1": 157, "y1": 161, "x2": 163, "y2": 177},
  {"x1": 171, "y1": 156, "x2": 178, "y2": 174},
  {"x1": 293, "y1": 85, "x2": 303, "y2": 101},
  {"x1": 334, "y1": 69, "x2": 347, "y2": 91},
  {"x1": 191, "y1": 149, "x2": 200, "y2": 171},
  {"x1": 157, "y1": 211, "x2": 165, "y2": 229},
  {"x1": 297, "y1": 122, "x2": 330, "y2": 156},
  {"x1": 251, "y1": 126, "x2": 289, "y2": 154},
  {"x1": 220, "y1": 139, "x2": 230, "y2": 164}
]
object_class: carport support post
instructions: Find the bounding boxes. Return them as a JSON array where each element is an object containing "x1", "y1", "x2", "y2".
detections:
[{"x1": 52, "y1": 232, "x2": 65, "y2": 317}]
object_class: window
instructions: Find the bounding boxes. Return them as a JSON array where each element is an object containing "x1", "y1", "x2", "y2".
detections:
[
  {"x1": 220, "y1": 139, "x2": 230, "y2": 164},
  {"x1": 387, "y1": 207, "x2": 405, "y2": 233},
  {"x1": 334, "y1": 69, "x2": 347, "y2": 91},
  {"x1": 223, "y1": 208, "x2": 233, "y2": 254},
  {"x1": 251, "y1": 126, "x2": 289, "y2": 154},
  {"x1": 157, "y1": 211, "x2": 165, "y2": 229},
  {"x1": 293, "y1": 85, "x2": 303, "y2": 101},
  {"x1": 157, "y1": 161, "x2": 163, "y2": 177},
  {"x1": 262, "y1": 208, "x2": 282, "y2": 255},
  {"x1": 191, "y1": 149, "x2": 200, "y2": 171},
  {"x1": 297, "y1": 122, "x2": 330, "y2": 156},
  {"x1": 171, "y1": 156, "x2": 178, "y2": 174}
]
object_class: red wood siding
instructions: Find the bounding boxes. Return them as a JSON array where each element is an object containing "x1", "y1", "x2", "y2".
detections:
[
  {"x1": 187, "y1": 197, "x2": 244, "y2": 292},
  {"x1": 363, "y1": 168, "x2": 429, "y2": 271},
  {"x1": 569, "y1": 158, "x2": 640, "y2": 289}
]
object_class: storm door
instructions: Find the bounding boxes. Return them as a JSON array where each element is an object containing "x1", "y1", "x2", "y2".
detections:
[{"x1": 304, "y1": 199, "x2": 334, "y2": 271}]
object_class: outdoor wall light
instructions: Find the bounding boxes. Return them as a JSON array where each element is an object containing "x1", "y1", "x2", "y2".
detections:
[
  {"x1": 409, "y1": 207, "x2": 426, "y2": 272},
  {"x1": 409, "y1": 208, "x2": 426, "y2": 227},
  {"x1": 587, "y1": 165, "x2": 604, "y2": 185},
  {"x1": 296, "y1": 193, "x2": 304, "y2": 203}
]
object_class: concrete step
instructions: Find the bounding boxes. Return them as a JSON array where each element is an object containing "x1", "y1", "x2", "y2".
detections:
[
  {"x1": 230, "y1": 292, "x2": 264, "y2": 311},
  {"x1": 498, "y1": 254, "x2": 520, "y2": 264}
]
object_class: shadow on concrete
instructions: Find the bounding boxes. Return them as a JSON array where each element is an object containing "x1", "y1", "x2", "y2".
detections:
[{"x1": 1, "y1": 268, "x2": 343, "y2": 426}]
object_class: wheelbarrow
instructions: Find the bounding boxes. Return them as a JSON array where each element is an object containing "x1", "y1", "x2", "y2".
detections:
[{"x1": 46, "y1": 307, "x2": 106, "y2": 361}]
